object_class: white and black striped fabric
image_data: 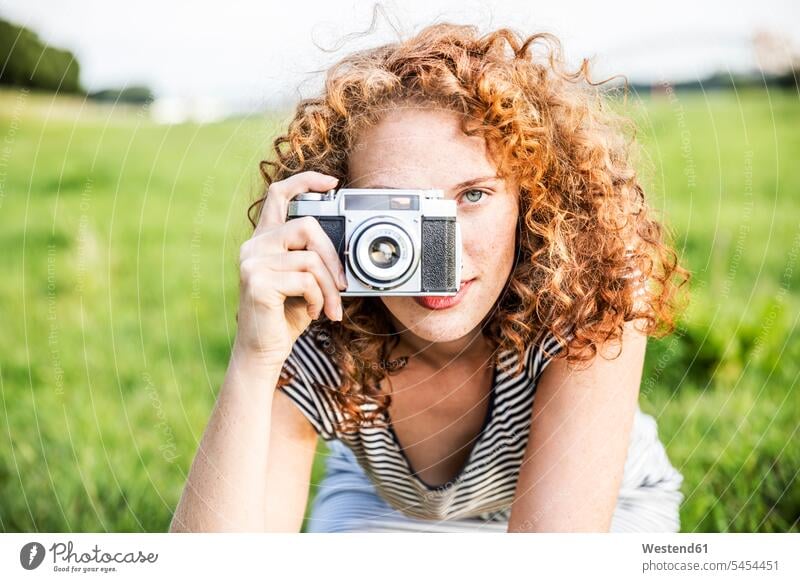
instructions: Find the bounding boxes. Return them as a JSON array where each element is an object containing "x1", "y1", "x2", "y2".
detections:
[
  {"x1": 306, "y1": 407, "x2": 683, "y2": 532},
  {"x1": 278, "y1": 325, "x2": 684, "y2": 532}
]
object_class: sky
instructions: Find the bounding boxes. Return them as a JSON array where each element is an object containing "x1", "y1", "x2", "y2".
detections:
[{"x1": 1, "y1": 0, "x2": 798, "y2": 115}]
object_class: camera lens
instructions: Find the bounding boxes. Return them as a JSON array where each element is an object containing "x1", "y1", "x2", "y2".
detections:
[
  {"x1": 368, "y1": 236, "x2": 400, "y2": 269},
  {"x1": 348, "y1": 218, "x2": 418, "y2": 289}
]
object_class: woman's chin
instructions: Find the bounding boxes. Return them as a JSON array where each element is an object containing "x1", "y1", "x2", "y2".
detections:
[
  {"x1": 392, "y1": 312, "x2": 480, "y2": 343},
  {"x1": 380, "y1": 294, "x2": 489, "y2": 343},
  {"x1": 408, "y1": 326, "x2": 470, "y2": 344}
]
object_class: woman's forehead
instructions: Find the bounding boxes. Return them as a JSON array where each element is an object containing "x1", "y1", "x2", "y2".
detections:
[{"x1": 350, "y1": 125, "x2": 496, "y2": 178}]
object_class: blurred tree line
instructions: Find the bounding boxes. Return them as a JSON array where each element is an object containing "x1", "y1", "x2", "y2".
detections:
[
  {"x1": 88, "y1": 86, "x2": 154, "y2": 105},
  {"x1": 0, "y1": 17, "x2": 153, "y2": 103},
  {"x1": 0, "y1": 17, "x2": 82, "y2": 93}
]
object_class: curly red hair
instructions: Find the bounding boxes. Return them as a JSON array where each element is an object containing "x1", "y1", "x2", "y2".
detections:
[{"x1": 249, "y1": 22, "x2": 691, "y2": 435}]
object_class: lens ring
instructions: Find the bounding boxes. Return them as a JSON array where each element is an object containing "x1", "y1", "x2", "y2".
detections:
[{"x1": 348, "y1": 218, "x2": 417, "y2": 289}]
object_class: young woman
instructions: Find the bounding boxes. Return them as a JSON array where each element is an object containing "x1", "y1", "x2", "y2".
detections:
[{"x1": 171, "y1": 23, "x2": 691, "y2": 533}]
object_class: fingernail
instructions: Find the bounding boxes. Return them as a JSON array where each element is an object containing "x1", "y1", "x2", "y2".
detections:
[
  {"x1": 339, "y1": 271, "x2": 347, "y2": 289},
  {"x1": 335, "y1": 304, "x2": 343, "y2": 321}
]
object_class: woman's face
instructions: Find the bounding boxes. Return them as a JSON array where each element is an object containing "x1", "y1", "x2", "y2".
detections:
[{"x1": 347, "y1": 106, "x2": 520, "y2": 344}]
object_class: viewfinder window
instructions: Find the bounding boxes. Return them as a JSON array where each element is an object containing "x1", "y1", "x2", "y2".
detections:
[{"x1": 345, "y1": 194, "x2": 419, "y2": 211}]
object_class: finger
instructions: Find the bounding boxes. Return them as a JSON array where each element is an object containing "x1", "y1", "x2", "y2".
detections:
[
  {"x1": 267, "y1": 251, "x2": 343, "y2": 320},
  {"x1": 281, "y1": 216, "x2": 347, "y2": 289},
  {"x1": 240, "y1": 228, "x2": 344, "y2": 292},
  {"x1": 241, "y1": 216, "x2": 348, "y2": 289},
  {"x1": 273, "y1": 271, "x2": 326, "y2": 319},
  {"x1": 256, "y1": 171, "x2": 339, "y2": 234}
]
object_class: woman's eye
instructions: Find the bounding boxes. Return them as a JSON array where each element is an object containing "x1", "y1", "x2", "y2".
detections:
[{"x1": 461, "y1": 189, "x2": 486, "y2": 204}]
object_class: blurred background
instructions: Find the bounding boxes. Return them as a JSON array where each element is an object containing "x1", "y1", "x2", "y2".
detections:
[{"x1": 0, "y1": 0, "x2": 798, "y2": 533}]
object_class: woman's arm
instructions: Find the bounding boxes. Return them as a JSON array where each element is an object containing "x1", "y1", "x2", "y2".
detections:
[
  {"x1": 507, "y1": 319, "x2": 647, "y2": 532},
  {"x1": 169, "y1": 348, "x2": 318, "y2": 532},
  {"x1": 170, "y1": 171, "x2": 346, "y2": 532}
]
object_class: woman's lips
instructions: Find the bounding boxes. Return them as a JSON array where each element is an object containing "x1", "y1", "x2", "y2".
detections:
[{"x1": 413, "y1": 278, "x2": 476, "y2": 310}]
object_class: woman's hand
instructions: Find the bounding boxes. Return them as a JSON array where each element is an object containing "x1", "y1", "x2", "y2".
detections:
[{"x1": 235, "y1": 171, "x2": 347, "y2": 367}]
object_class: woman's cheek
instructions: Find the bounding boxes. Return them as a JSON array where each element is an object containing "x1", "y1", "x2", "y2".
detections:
[
  {"x1": 489, "y1": 220, "x2": 517, "y2": 283},
  {"x1": 457, "y1": 218, "x2": 484, "y2": 272},
  {"x1": 461, "y1": 209, "x2": 515, "y2": 267}
]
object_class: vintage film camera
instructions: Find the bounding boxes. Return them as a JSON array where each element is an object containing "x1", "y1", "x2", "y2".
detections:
[{"x1": 287, "y1": 188, "x2": 462, "y2": 296}]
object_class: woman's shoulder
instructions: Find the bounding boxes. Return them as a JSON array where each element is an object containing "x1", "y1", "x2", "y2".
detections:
[
  {"x1": 278, "y1": 325, "x2": 344, "y2": 441},
  {"x1": 283, "y1": 325, "x2": 342, "y2": 385},
  {"x1": 521, "y1": 328, "x2": 572, "y2": 382}
]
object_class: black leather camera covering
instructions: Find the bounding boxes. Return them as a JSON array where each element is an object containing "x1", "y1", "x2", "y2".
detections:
[
  {"x1": 317, "y1": 216, "x2": 346, "y2": 267},
  {"x1": 421, "y1": 217, "x2": 457, "y2": 292}
]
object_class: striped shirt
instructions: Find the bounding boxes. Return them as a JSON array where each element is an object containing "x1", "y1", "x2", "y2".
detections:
[{"x1": 278, "y1": 327, "x2": 568, "y2": 522}]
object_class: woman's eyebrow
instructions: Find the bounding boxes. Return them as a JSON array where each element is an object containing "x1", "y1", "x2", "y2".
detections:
[{"x1": 362, "y1": 175, "x2": 500, "y2": 190}]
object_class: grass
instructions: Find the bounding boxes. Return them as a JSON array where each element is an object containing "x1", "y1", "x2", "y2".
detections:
[{"x1": 0, "y1": 86, "x2": 797, "y2": 532}]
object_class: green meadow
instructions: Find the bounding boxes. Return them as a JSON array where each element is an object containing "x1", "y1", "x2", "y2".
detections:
[{"x1": 0, "y1": 86, "x2": 798, "y2": 532}]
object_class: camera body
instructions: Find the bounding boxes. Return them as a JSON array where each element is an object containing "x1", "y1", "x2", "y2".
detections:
[{"x1": 286, "y1": 188, "x2": 462, "y2": 296}]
